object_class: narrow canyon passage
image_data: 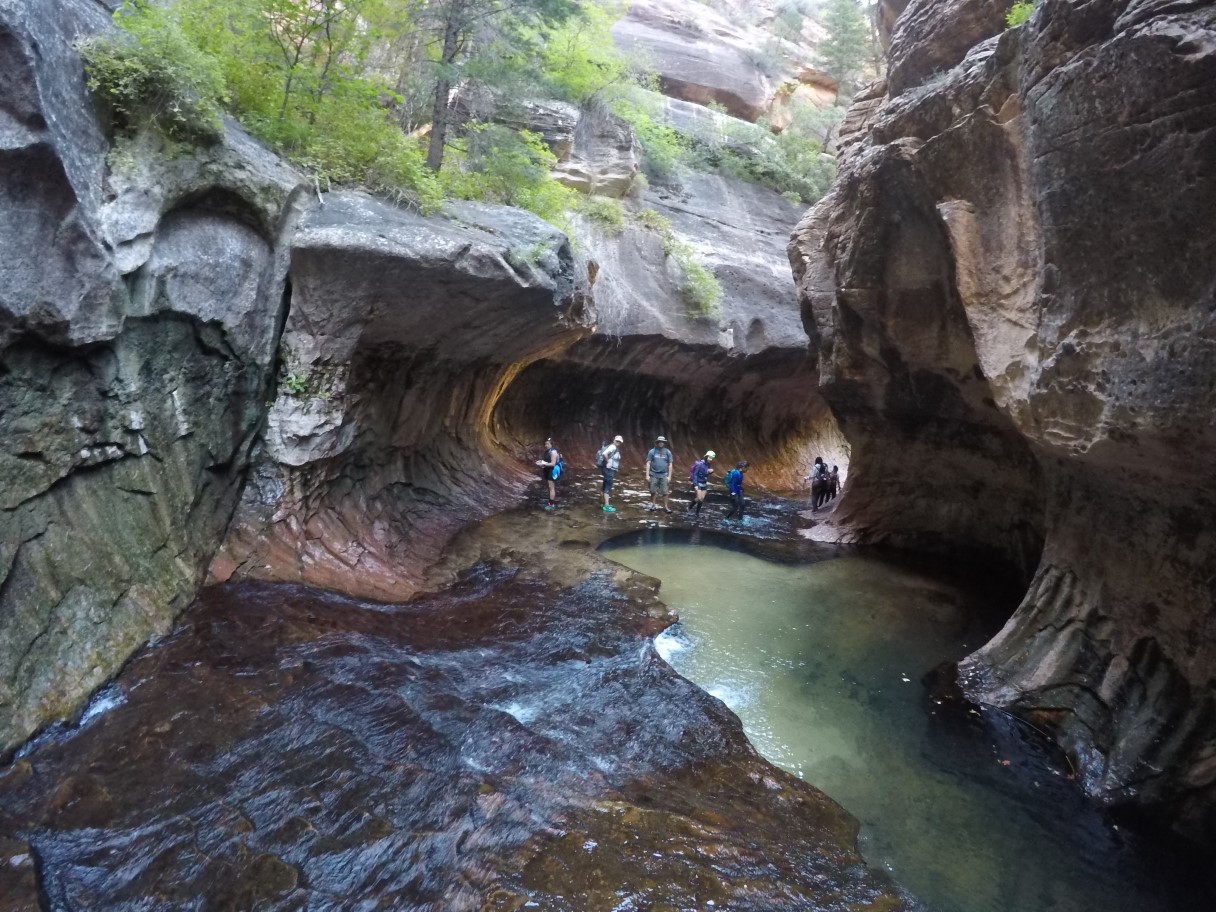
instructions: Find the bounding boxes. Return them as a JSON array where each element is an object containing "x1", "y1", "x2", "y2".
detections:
[{"x1": 605, "y1": 534, "x2": 1216, "y2": 912}]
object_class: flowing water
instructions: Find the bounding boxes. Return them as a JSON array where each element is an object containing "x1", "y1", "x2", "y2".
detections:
[{"x1": 602, "y1": 534, "x2": 1211, "y2": 912}]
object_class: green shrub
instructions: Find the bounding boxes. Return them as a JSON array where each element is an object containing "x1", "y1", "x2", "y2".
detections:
[
  {"x1": 79, "y1": 0, "x2": 225, "y2": 143},
  {"x1": 442, "y1": 124, "x2": 575, "y2": 228},
  {"x1": 578, "y1": 195, "x2": 626, "y2": 235},
  {"x1": 633, "y1": 209, "x2": 722, "y2": 318},
  {"x1": 1006, "y1": 1, "x2": 1036, "y2": 27}
]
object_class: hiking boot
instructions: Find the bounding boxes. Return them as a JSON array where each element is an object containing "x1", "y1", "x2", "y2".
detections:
[{"x1": 602, "y1": 504, "x2": 617, "y2": 513}]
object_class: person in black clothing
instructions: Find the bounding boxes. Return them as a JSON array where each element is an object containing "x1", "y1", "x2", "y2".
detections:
[
  {"x1": 805, "y1": 456, "x2": 829, "y2": 510},
  {"x1": 535, "y1": 437, "x2": 560, "y2": 509}
]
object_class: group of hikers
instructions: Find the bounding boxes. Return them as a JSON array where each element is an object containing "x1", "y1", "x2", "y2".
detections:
[
  {"x1": 805, "y1": 456, "x2": 841, "y2": 510},
  {"x1": 535, "y1": 435, "x2": 839, "y2": 517}
]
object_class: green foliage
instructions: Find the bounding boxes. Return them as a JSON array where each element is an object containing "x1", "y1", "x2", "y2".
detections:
[
  {"x1": 633, "y1": 209, "x2": 722, "y2": 319},
  {"x1": 79, "y1": 0, "x2": 225, "y2": 143},
  {"x1": 539, "y1": 1, "x2": 632, "y2": 103},
  {"x1": 442, "y1": 124, "x2": 574, "y2": 227},
  {"x1": 1006, "y1": 1, "x2": 1037, "y2": 27},
  {"x1": 578, "y1": 195, "x2": 626, "y2": 235},
  {"x1": 608, "y1": 88, "x2": 693, "y2": 184},
  {"x1": 506, "y1": 241, "x2": 552, "y2": 269},
  {"x1": 818, "y1": 0, "x2": 871, "y2": 98},
  {"x1": 282, "y1": 371, "x2": 309, "y2": 396}
]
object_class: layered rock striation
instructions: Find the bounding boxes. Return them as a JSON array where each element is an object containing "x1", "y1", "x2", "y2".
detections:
[
  {"x1": 0, "y1": 0, "x2": 307, "y2": 753},
  {"x1": 792, "y1": 0, "x2": 1216, "y2": 839},
  {"x1": 210, "y1": 194, "x2": 591, "y2": 602}
]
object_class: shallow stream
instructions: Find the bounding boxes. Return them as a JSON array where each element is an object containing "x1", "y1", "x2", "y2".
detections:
[{"x1": 602, "y1": 533, "x2": 1211, "y2": 912}]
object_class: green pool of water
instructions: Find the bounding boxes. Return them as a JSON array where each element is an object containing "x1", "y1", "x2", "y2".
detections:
[{"x1": 603, "y1": 538, "x2": 1208, "y2": 912}]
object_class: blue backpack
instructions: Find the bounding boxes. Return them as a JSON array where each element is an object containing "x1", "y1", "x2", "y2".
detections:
[{"x1": 552, "y1": 454, "x2": 567, "y2": 480}]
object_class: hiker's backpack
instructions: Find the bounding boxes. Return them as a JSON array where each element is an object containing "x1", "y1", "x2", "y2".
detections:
[
  {"x1": 725, "y1": 468, "x2": 739, "y2": 491},
  {"x1": 552, "y1": 455, "x2": 567, "y2": 480},
  {"x1": 594, "y1": 444, "x2": 608, "y2": 469},
  {"x1": 689, "y1": 461, "x2": 699, "y2": 483}
]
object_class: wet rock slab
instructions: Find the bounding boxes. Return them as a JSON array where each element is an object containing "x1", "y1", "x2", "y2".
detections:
[{"x1": 0, "y1": 558, "x2": 910, "y2": 910}]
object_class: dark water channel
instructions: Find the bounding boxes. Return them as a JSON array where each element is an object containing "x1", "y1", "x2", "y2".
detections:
[{"x1": 601, "y1": 534, "x2": 1212, "y2": 912}]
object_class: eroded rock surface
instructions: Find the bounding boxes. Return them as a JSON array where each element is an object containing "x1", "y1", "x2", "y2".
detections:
[
  {"x1": 791, "y1": 0, "x2": 1216, "y2": 838},
  {"x1": 0, "y1": 0, "x2": 307, "y2": 753},
  {"x1": 210, "y1": 194, "x2": 591, "y2": 602}
]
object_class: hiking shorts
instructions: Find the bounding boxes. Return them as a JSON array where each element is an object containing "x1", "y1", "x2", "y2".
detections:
[
  {"x1": 648, "y1": 473, "x2": 669, "y2": 496},
  {"x1": 694, "y1": 483, "x2": 708, "y2": 491},
  {"x1": 602, "y1": 468, "x2": 617, "y2": 493}
]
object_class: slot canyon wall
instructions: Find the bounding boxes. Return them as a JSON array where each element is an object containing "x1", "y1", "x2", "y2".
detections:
[
  {"x1": 0, "y1": 0, "x2": 843, "y2": 750},
  {"x1": 0, "y1": 0, "x2": 307, "y2": 753},
  {"x1": 791, "y1": 0, "x2": 1216, "y2": 839}
]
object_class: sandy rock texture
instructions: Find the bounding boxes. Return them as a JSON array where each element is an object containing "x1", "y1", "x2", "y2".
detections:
[
  {"x1": 0, "y1": 0, "x2": 307, "y2": 753},
  {"x1": 791, "y1": 0, "x2": 1216, "y2": 839}
]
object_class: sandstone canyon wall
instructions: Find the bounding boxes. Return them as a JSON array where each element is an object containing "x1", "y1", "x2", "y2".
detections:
[
  {"x1": 792, "y1": 0, "x2": 1216, "y2": 840},
  {"x1": 1, "y1": 0, "x2": 840, "y2": 749},
  {"x1": 0, "y1": 0, "x2": 307, "y2": 753}
]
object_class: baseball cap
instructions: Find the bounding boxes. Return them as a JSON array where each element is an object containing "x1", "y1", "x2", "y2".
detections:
[
  {"x1": 656, "y1": 435, "x2": 667, "y2": 442},
  {"x1": 613, "y1": 435, "x2": 624, "y2": 443},
  {"x1": 705, "y1": 450, "x2": 716, "y2": 459}
]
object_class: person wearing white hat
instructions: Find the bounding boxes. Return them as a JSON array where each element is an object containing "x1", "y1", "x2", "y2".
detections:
[
  {"x1": 598, "y1": 435, "x2": 624, "y2": 512},
  {"x1": 687, "y1": 450, "x2": 716, "y2": 516},
  {"x1": 645, "y1": 435, "x2": 675, "y2": 513}
]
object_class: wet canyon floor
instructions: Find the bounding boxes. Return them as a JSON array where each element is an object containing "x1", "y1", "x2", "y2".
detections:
[
  {"x1": 0, "y1": 482, "x2": 908, "y2": 912},
  {"x1": 0, "y1": 477, "x2": 1209, "y2": 910}
]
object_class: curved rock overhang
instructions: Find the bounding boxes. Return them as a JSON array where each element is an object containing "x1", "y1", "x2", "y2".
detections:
[{"x1": 492, "y1": 335, "x2": 844, "y2": 492}]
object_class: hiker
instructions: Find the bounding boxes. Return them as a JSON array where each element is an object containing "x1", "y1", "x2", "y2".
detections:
[
  {"x1": 829, "y1": 465, "x2": 841, "y2": 501},
  {"x1": 805, "y1": 456, "x2": 828, "y2": 510},
  {"x1": 535, "y1": 437, "x2": 561, "y2": 510},
  {"x1": 724, "y1": 461, "x2": 748, "y2": 520},
  {"x1": 645, "y1": 435, "x2": 675, "y2": 512},
  {"x1": 596, "y1": 435, "x2": 624, "y2": 513},
  {"x1": 688, "y1": 450, "x2": 716, "y2": 516}
]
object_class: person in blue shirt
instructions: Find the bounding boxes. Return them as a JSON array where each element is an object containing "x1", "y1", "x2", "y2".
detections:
[
  {"x1": 724, "y1": 461, "x2": 748, "y2": 519},
  {"x1": 687, "y1": 450, "x2": 715, "y2": 516}
]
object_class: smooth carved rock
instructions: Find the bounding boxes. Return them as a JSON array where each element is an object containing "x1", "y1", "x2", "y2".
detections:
[
  {"x1": 793, "y1": 0, "x2": 1216, "y2": 839},
  {"x1": 0, "y1": 0, "x2": 307, "y2": 753},
  {"x1": 553, "y1": 104, "x2": 641, "y2": 198},
  {"x1": 211, "y1": 193, "x2": 590, "y2": 602}
]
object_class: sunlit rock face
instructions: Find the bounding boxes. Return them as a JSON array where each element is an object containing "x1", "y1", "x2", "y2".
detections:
[
  {"x1": 210, "y1": 194, "x2": 590, "y2": 602},
  {"x1": 792, "y1": 0, "x2": 1216, "y2": 839},
  {"x1": 610, "y1": 0, "x2": 837, "y2": 123},
  {"x1": 0, "y1": 0, "x2": 306, "y2": 753}
]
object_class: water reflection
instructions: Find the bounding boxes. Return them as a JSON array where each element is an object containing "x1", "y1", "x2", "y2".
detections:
[{"x1": 604, "y1": 541, "x2": 1210, "y2": 912}]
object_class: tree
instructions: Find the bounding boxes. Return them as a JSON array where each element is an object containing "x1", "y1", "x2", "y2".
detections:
[
  {"x1": 818, "y1": 0, "x2": 870, "y2": 98},
  {"x1": 416, "y1": 0, "x2": 577, "y2": 171}
]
